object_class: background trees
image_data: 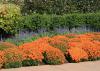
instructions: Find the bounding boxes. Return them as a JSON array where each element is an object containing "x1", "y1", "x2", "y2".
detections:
[
  {"x1": 22, "y1": 0, "x2": 100, "y2": 15},
  {"x1": 0, "y1": 0, "x2": 100, "y2": 36},
  {"x1": 1, "y1": 0, "x2": 100, "y2": 15},
  {"x1": 22, "y1": 0, "x2": 76, "y2": 15}
]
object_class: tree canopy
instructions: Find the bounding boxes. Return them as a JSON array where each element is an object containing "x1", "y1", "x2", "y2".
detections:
[{"x1": 0, "y1": 0, "x2": 100, "y2": 15}]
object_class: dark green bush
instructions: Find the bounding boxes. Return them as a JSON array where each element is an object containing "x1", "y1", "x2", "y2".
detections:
[
  {"x1": 22, "y1": 59, "x2": 39, "y2": 66},
  {"x1": 84, "y1": 13, "x2": 100, "y2": 30},
  {"x1": 63, "y1": 14, "x2": 85, "y2": 30},
  {"x1": 21, "y1": 14, "x2": 52, "y2": 31},
  {"x1": 21, "y1": 0, "x2": 100, "y2": 15},
  {"x1": 4, "y1": 61, "x2": 22, "y2": 68},
  {"x1": 1, "y1": 10, "x2": 99, "y2": 34},
  {"x1": 20, "y1": 12, "x2": 100, "y2": 32},
  {"x1": 2, "y1": 0, "x2": 100, "y2": 15}
]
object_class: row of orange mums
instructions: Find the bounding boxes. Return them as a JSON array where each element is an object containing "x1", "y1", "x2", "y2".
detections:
[{"x1": 0, "y1": 32, "x2": 100, "y2": 68}]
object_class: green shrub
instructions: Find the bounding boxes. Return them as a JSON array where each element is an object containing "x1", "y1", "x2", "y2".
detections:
[
  {"x1": 43, "y1": 48, "x2": 66, "y2": 65},
  {"x1": 3, "y1": 48, "x2": 24, "y2": 68},
  {"x1": 84, "y1": 13, "x2": 100, "y2": 30},
  {"x1": 63, "y1": 14, "x2": 85, "y2": 30},
  {"x1": 1, "y1": 11, "x2": 99, "y2": 33},
  {"x1": 21, "y1": 14, "x2": 52, "y2": 31},
  {"x1": 48, "y1": 40, "x2": 67, "y2": 53},
  {"x1": 0, "y1": 42, "x2": 17, "y2": 50},
  {"x1": 22, "y1": 59, "x2": 39, "y2": 66},
  {"x1": 20, "y1": 12, "x2": 100, "y2": 32},
  {"x1": 4, "y1": 61, "x2": 22, "y2": 68}
]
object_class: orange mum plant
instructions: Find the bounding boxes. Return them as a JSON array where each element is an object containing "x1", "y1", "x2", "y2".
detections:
[
  {"x1": 0, "y1": 51, "x2": 5, "y2": 68},
  {"x1": 80, "y1": 41, "x2": 100, "y2": 60},
  {"x1": 48, "y1": 38, "x2": 68, "y2": 53},
  {"x1": 43, "y1": 47, "x2": 66, "y2": 65},
  {"x1": 19, "y1": 43, "x2": 44, "y2": 66},
  {"x1": 0, "y1": 42, "x2": 17, "y2": 50},
  {"x1": 3, "y1": 48, "x2": 24, "y2": 68},
  {"x1": 68, "y1": 47, "x2": 88, "y2": 62}
]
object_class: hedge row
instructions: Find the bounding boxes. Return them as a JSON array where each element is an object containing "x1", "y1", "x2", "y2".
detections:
[
  {"x1": 19, "y1": 13, "x2": 100, "y2": 32},
  {"x1": 1, "y1": 4, "x2": 100, "y2": 34}
]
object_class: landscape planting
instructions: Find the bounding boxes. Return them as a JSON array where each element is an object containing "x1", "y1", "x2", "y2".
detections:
[
  {"x1": 0, "y1": 33, "x2": 100, "y2": 68},
  {"x1": 0, "y1": 1, "x2": 100, "y2": 70},
  {"x1": 1, "y1": 4, "x2": 100, "y2": 37}
]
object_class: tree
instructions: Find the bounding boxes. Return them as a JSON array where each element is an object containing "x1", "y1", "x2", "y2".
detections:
[
  {"x1": 0, "y1": 4, "x2": 21, "y2": 34},
  {"x1": 22, "y1": 0, "x2": 76, "y2": 15}
]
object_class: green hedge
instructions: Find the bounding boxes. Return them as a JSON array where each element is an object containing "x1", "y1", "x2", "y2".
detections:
[
  {"x1": 19, "y1": 13, "x2": 100, "y2": 32},
  {"x1": 1, "y1": 5, "x2": 100, "y2": 35}
]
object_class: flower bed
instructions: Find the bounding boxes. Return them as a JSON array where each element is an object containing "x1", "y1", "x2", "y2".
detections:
[{"x1": 0, "y1": 32, "x2": 100, "y2": 68}]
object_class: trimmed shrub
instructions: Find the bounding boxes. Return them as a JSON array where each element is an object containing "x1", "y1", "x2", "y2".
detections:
[
  {"x1": 0, "y1": 42, "x2": 17, "y2": 50},
  {"x1": 13, "y1": 12, "x2": 100, "y2": 33},
  {"x1": 4, "y1": 61, "x2": 22, "y2": 69},
  {"x1": 66, "y1": 33, "x2": 100, "y2": 61},
  {"x1": 48, "y1": 38, "x2": 68, "y2": 53},
  {"x1": 3, "y1": 48, "x2": 24, "y2": 68},
  {"x1": 80, "y1": 41, "x2": 100, "y2": 60},
  {"x1": 19, "y1": 45, "x2": 44, "y2": 66},
  {"x1": 22, "y1": 59, "x2": 39, "y2": 66},
  {"x1": 43, "y1": 47, "x2": 66, "y2": 65},
  {"x1": 67, "y1": 47, "x2": 88, "y2": 62},
  {"x1": 84, "y1": 13, "x2": 100, "y2": 30}
]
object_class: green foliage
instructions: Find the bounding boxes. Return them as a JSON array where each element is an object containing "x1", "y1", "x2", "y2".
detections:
[
  {"x1": 0, "y1": 0, "x2": 24, "y2": 5},
  {"x1": 4, "y1": 61, "x2": 22, "y2": 68},
  {"x1": 22, "y1": 59, "x2": 39, "y2": 66},
  {"x1": 0, "y1": 3, "x2": 100, "y2": 35},
  {"x1": 0, "y1": 42, "x2": 16, "y2": 50},
  {"x1": 0, "y1": 44, "x2": 10, "y2": 50},
  {"x1": 22, "y1": 0, "x2": 100, "y2": 15},
  {"x1": 63, "y1": 14, "x2": 85, "y2": 30},
  {"x1": 48, "y1": 40, "x2": 67, "y2": 53},
  {"x1": 20, "y1": 12, "x2": 100, "y2": 32},
  {"x1": 1, "y1": 0, "x2": 100, "y2": 15},
  {"x1": 5, "y1": 36, "x2": 39, "y2": 46},
  {"x1": 75, "y1": 0, "x2": 100, "y2": 13},
  {"x1": 43, "y1": 52, "x2": 63, "y2": 65},
  {"x1": 22, "y1": 0, "x2": 76, "y2": 15},
  {"x1": 0, "y1": 4, "x2": 21, "y2": 34},
  {"x1": 22, "y1": 14, "x2": 42, "y2": 31},
  {"x1": 84, "y1": 13, "x2": 100, "y2": 30}
]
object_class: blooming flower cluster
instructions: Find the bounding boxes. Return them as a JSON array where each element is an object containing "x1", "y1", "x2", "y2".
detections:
[
  {"x1": 68, "y1": 47, "x2": 88, "y2": 62},
  {"x1": 43, "y1": 47, "x2": 66, "y2": 64},
  {"x1": 67, "y1": 33, "x2": 100, "y2": 61}
]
